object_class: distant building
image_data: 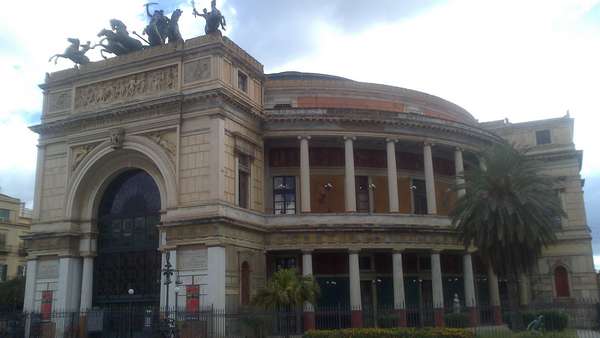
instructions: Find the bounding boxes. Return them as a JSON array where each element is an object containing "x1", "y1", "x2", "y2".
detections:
[
  {"x1": 0, "y1": 193, "x2": 31, "y2": 281},
  {"x1": 24, "y1": 32, "x2": 596, "y2": 334}
]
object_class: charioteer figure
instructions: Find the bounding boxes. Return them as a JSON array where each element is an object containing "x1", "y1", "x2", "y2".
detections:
[{"x1": 192, "y1": 0, "x2": 226, "y2": 34}]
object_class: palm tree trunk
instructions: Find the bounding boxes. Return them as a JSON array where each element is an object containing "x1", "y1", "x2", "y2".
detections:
[{"x1": 506, "y1": 267, "x2": 523, "y2": 330}]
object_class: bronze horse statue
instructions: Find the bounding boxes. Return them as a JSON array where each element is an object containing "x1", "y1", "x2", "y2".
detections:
[
  {"x1": 94, "y1": 19, "x2": 144, "y2": 59},
  {"x1": 48, "y1": 38, "x2": 91, "y2": 65}
]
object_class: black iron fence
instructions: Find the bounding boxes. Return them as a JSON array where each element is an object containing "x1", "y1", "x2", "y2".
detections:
[{"x1": 1, "y1": 301, "x2": 599, "y2": 338}]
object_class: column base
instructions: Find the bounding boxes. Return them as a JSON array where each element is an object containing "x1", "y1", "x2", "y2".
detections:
[
  {"x1": 396, "y1": 309, "x2": 407, "y2": 327},
  {"x1": 351, "y1": 310, "x2": 363, "y2": 328},
  {"x1": 467, "y1": 307, "x2": 479, "y2": 327},
  {"x1": 493, "y1": 306, "x2": 503, "y2": 325},
  {"x1": 434, "y1": 308, "x2": 444, "y2": 327},
  {"x1": 303, "y1": 311, "x2": 316, "y2": 331},
  {"x1": 79, "y1": 314, "x2": 88, "y2": 338}
]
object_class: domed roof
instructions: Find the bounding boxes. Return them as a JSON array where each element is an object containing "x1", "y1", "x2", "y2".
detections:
[{"x1": 264, "y1": 71, "x2": 477, "y2": 125}]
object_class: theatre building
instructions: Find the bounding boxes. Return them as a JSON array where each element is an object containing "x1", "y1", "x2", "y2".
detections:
[{"x1": 24, "y1": 32, "x2": 597, "y2": 333}]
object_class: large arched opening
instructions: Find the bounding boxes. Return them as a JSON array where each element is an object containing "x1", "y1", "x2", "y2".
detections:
[{"x1": 92, "y1": 169, "x2": 162, "y2": 309}]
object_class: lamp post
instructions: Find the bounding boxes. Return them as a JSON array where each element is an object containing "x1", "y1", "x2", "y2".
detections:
[
  {"x1": 128, "y1": 288, "x2": 134, "y2": 338},
  {"x1": 161, "y1": 251, "x2": 178, "y2": 338}
]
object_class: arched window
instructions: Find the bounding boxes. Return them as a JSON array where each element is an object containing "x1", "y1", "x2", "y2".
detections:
[
  {"x1": 241, "y1": 261, "x2": 251, "y2": 305},
  {"x1": 93, "y1": 169, "x2": 161, "y2": 307},
  {"x1": 554, "y1": 266, "x2": 570, "y2": 298}
]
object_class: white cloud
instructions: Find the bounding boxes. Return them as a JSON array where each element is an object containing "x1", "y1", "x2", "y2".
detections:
[
  {"x1": 271, "y1": 0, "x2": 600, "y2": 175},
  {"x1": 594, "y1": 256, "x2": 600, "y2": 271}
]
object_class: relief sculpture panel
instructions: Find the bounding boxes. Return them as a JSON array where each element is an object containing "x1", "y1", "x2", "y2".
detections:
[
  {"x1": 183, "y1": 58, "x2": 211, "y2": 84},
  {"x1": 74, "y1": 65, "x2": 178, "y2": 110},
  {"x1": 46, "y1": 90, "x2": 72, "y2": 113}
]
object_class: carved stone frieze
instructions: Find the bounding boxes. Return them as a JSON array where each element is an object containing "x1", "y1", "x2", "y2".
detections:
[
  {"x1": 166, "y1": 224, "x2": 218, "y2": 242},
  {"x1": 74, "y1": 65, "x2": 178, "y2": 110},
  {"x1": 24, "y1": 235, "x2": 79, "y2": 253},
  {"x1": 146, "y1": 130, "x2": 177, "y2": 161},
  {"x1": 71, "y1": 143, "x2": 98, "y2": 171},
  {"x1": 183, "y1": 58, "x2": 211, "y2": 83},
  {"x1": 46, "y1": 90, "x2": 72, "y2": 113}
]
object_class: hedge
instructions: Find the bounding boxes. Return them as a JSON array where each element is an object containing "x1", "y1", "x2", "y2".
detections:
[
  {"x1": 304, "y1": 327, "x2": 474, "y2": 338},
  {"x1": 445, "y1": 313, "x2": 470, "y2": 328}
]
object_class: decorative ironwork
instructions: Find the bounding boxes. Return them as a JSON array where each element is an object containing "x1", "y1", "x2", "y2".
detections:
[{"x1": 94, "y1": 170, "x2": 161, "y2": 309}]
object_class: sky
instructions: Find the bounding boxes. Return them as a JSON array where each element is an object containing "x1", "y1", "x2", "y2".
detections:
[{"x1": 1, "y1": 0, "x2": 600, "y2": 263}]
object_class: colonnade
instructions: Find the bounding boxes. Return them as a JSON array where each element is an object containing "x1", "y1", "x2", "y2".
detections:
[
  {"x1": 300, "y1": 249, "x2": 503, "y2": 328},
  {"x1": 297, "y1": 136, "x2": 467, "y2": 214}
]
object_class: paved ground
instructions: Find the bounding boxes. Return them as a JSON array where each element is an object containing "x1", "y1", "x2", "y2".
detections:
[{"x1": 578, "y1": 330, "x2": 600, "y2": 338}]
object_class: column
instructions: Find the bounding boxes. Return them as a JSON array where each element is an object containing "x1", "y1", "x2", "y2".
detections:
[
  {"x1": 56, "y1": 257, "x2": 83, "y2": 338},
  {"x1": 463, "y1": 253, "x2": 478, "y2": 326},
  {"x1": 431, "y1": 251, "x2": 444, "y2": 327},
  {"x1": 208, "y1": 246, "x2": 226, "y2": 337},
  {"x1": 207, "y1": 246, "x2": 226, "y2": 310},
  {"x1": 386, "y1": 139, "x2": 399, "y2": 212},
  {"x1": 423, "y1": 142, "x2": 437, "y2": 214},
  {"x1": 302, "y1": 251, "x2": 315, "y2": 331},
  {"x1": 79, "y1": 256, "x2": 94, "y2": 338},
  {"x1": 454, "y1": 148, "x2": 466, "y2": 198},
  {"x1": 24, "y1": 259, "x2": 37, "y2": 338},
  {"x1": 349, "y1": 250, "x2": 362, "y2": 327},
  {"x1": 392, "y1": 250, "x2": 406, "y2": 326},
  {"x1": 80, "y1": 256, "x2": 94, "y2": 312},
  {"x1": 344, "y1": 136, "x2": 357, "y2": 212},
  {"x1": 519, "y1": 272, "x2": 530, "y2": 307},
  {"x1": 487, "y1": 265, "x2": 502, "y2": 325},
  {"x1": 299, "y1": 136, "x2": 312, "y2": 213}
]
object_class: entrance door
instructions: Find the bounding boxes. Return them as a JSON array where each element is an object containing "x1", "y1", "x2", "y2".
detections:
[
  {"x1": 360, "y1": 281, "x2": 375, "y2": 327},
  {"x1": 93, "y1": 170, "x2": 162, "y2": 337}
]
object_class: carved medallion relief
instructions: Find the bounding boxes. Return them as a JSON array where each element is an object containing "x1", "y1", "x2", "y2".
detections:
[
  {"x1": 74, "y1": 65, "x2": 178, "y2": 110},
  {"x1": 183, "y1": 58, "x2": 211, "y2": 84}
]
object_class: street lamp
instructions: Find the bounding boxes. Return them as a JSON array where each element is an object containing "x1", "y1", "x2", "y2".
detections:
[{"x1": 127, "y1": 288, "x2": 134, "y2": 338}]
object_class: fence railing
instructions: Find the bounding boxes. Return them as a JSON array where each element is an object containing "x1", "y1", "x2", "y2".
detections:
[{"x1": 1, "y1": 301, "x2": 598, "y2": 338}]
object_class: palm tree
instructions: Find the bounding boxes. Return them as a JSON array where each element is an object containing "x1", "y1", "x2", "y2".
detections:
[
  {"x1": 251, "y1": 268, "x2": 320, "y2": 337},
  {"x1": 252, "y1": 268, "x2": 320, "y2": 310},
  {"x1": 451, "y1": 143, "x2": 564, "y2": 327}
]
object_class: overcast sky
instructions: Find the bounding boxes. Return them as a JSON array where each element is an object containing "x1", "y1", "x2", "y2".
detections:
[{"x1": 1, "y1": 0, "x2": 600, "y2": 263}]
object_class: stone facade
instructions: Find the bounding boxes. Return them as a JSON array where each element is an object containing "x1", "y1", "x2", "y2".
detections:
[
  {"x1": 0, "y1": 193, "x2": 31, "y2": 281},
  {"x1": 24, "y1": 33, "x2": 597, "y2": 331}
]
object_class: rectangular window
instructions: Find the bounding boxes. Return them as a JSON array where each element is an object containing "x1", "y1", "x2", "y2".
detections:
[
  {"x1": 238, "y1": 155, "x2": 250, "y2": 209},
  {"x1": 274, "y1": 256, "x2": 297, "y2": 271},
  {"x1": 355, "y1": 176, "x2": 370, "y2": 213},
  {"x1": 238, "y1": 71, "x2": 248, "y2": 93},
  {"x1": 550, "y1": 190, "x2": 564, "y2": 229},
  {"x1": 0, "y1": 209, "x2": 9, "y2": 222},
  {"x1": 411, "y1": 179, "x2": 428, "y2": 215},
  {"x1": 0, "y1": 264, "x2": 7, "y2": 282},
  {"x1": 273, "y1": 176, "x2": 296, "y2": 214},
  {"x1": 17, "y1": 265, "x2": 25, "y2": 278},
  {"x1": 536, "y1": 130, "x2": 552, "y2": 145},
  {"x1": 186, "y1": 285, "x2": 200, "y2": 313},
  {"x1": 359, "y1": 255, "x2": 373, "y2": 271}
]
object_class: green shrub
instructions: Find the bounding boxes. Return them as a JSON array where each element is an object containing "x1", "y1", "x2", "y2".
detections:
[
  {"x1": 445, "y1": 313, "x2": 470, "y2": 328},
  {"x1": 304, "y1": 327, "x2": 474, "y2": 338}
]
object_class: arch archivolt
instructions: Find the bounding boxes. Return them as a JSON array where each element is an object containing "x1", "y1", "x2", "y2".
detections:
[{"x1": 65, "y1": 134, "x2": 178, "y2": 225}]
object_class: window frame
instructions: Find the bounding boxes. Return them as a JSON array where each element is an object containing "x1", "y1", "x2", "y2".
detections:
[
  {"x1": 237, "y1": 154, "x2": 251, "y2": 209},
  {"x1": 536, "y1": 129, "x2": 552, "y2": 145},
  {"x1": 237, "y1": 70, "x2": 248, "y2": 94},
  {"x1": 272, "y1": 176, "x2": 297, "y2": 215},
  {"x1": 411, "y1": 178, "x2": 428, "y2": 215},
  {"x1": 0, "y1": 209, "x2": 9, "y2": 223}
]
